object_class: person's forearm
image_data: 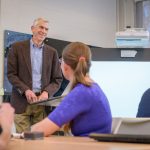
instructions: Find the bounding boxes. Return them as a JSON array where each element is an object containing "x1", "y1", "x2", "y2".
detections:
[
  {"x1": 0, "y1": 129, "x2": 11, "y2": 150},
  {"x1": 31, "y1": 118, "x2": 60, "y2": 137}
]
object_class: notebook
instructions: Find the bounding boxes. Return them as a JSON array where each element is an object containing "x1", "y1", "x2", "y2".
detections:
[
  {"x1": 30, "y1": 95, "x2": 66, "y2": 106},
  {"x1": 89, "y1": 133, "x2": 150, "y2": 143},
  {"x1": 30, "y1": 82, "x2": 71, "y2": 106}
]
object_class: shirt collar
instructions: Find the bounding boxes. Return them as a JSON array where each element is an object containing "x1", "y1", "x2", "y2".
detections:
[{"x1": 30, "y1": 39, "x2": 44, "y2": 49}]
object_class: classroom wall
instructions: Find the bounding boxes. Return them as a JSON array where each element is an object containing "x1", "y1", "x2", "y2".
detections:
[
  {"x1": 0, "y1": 0, "x2": 117, "y2": 102},
  {"x1": 1, "y1": 0, "x2": 116, "y2": 47}
]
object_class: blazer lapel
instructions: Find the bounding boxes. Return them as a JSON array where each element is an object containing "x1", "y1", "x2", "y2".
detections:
[
  {"x1": 42, "y1": 45, "x2": 48, "y2": 75},
  {"x1": 23, "y1": 41, "x2": 32, "y2": 76},
  {"x1": 42, "y1": 45, "x2": 52, "y2": 86}
]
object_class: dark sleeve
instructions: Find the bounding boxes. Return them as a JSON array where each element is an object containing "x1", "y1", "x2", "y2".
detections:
[
  {"x1": 7, "y1": 44, "x2": 30, "y2": 95},
  {"x1": 136, "y1": 88, "x2": 150, "y2": 117},
  {"x1": 53, "y1": 77, "x2": 69, "y2": 96}
]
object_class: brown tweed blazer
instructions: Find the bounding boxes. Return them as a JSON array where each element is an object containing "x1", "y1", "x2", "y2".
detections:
[{"x1": 7, "y1": 40, "x2": 62, "y2": 113}]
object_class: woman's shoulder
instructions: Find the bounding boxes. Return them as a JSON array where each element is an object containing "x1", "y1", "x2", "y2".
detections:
[{"x1": 72, "y1": 82, "x2": 99, "y2": 93}]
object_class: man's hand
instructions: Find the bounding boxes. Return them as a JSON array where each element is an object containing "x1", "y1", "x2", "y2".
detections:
[
  {"x1": 38, "y1": 91, "x2": 49, "y2": 101},
  {"x1": 25, "y1": 89, "x2": 38, "y2": 103}
]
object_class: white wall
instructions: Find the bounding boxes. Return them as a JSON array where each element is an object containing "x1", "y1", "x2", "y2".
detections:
[
  {"x1": 0, "y1": 0, "x2": 117, "y2": 102},
  {"x1": 1, "y1": 0, "x2": 116, "y2": 47}
]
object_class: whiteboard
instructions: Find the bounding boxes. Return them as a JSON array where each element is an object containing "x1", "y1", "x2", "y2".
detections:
[{"x1": 90, "y1": 61, "x2": 150, "y2": 117}]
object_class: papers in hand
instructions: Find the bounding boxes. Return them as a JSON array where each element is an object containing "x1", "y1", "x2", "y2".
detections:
[
  {"x1": 30, "y1": 82, "x2": 71, "y2": 106},
  {"x1": 30, "y1": 95, "x2": 66, "y2": 106}
]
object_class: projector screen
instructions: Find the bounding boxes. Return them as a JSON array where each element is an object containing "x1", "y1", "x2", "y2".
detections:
[{"x1": 90, "y1": 61, "x2": 150, "y2": 117}]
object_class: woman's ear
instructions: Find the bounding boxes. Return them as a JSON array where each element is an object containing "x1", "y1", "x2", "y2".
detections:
[{"x1": 64, "y1": 63, "x2": 69, "y2": 72}]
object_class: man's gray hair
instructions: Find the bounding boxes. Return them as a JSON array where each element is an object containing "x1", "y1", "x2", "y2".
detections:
[{"x1": 32, "y1": 18, "x2": 49, "y2": 26}]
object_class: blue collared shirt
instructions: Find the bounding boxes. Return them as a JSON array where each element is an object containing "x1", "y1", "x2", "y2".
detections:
[{"x1": 30, "y1": 39, "x2": 43, "y2": 92}]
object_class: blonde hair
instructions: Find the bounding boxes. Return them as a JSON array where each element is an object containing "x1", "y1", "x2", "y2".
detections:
[{"x1": 62, "y1": 42, "x2": 92, "y2": 90}]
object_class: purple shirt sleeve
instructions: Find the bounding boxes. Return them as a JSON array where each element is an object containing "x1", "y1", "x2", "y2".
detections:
[{"x1": 48, "y1": 84, "x2": 91, "y2": 127}]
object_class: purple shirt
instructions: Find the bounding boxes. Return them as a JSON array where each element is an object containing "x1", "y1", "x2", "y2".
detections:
[{"x1": 48, "y1": 83, "x2": 112, "y2": 136}]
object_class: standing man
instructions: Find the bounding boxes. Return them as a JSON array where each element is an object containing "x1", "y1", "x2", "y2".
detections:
[{"x1": 7, "y1": 18, "x2": 62, "y2": 133}]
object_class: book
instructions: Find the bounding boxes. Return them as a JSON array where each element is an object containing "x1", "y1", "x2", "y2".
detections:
[{"x1": 30, "y1": 95, "x2": 66, "y2": 106}]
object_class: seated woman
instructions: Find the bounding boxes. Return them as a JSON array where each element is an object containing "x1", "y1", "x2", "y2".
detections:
[{"x1": 31, "y1": 42, "x2": 112, "y2": 136}]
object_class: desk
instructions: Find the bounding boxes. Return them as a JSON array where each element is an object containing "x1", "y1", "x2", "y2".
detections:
[{"x1": 6, "y1": 136, "x2": 150, "y2": 150}]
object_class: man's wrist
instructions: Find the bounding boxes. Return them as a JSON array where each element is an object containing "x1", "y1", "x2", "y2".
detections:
[{"x1": 42, "y1": 90, "x2": 49, "y2": 96}]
